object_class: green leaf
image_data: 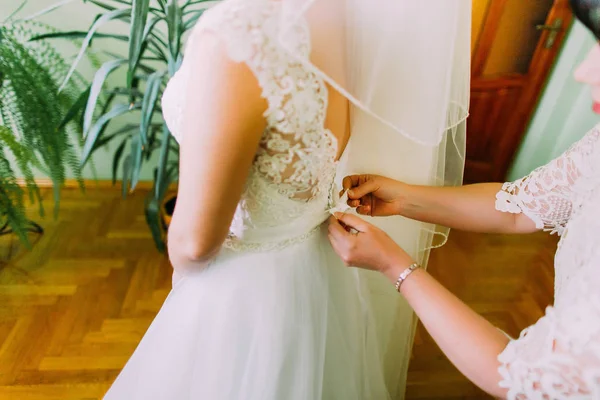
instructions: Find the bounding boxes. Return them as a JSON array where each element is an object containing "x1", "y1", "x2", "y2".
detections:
[
  {"x1": 128, "y1": 0, "x2": 151, "y2": 88},
  {"x1": 59, "y1": 8, "x2": 131, "y2": 92},
  {"x1": 183, "y1": 0, "x2": 212, "y2": 9},
  {"x1": 0, "y1": 19, "x2": 86, "y2": 245},
  {"x1": 155, "y1": 122, "x2": 171, "y2": 200},
  {"x1": 100, "y1": 51, "x2": 159, "y2": 75},
  {"x1": 31, "y1": 31, "x2": 129, "y2": 42},
  {"x1": 137, "y1": 62, "x2": 157, "y2": 75},
  {"x1": 84, "y1": 0, "x2": 117, "y2": 12},
  {"x1": 4, "y1": 1, "x2": 27, "y2": 24},
  {"x1": 99, "y1": 90, "x2": 118, "y2": 115},
  {"x1": 112, "y1": 136, "x2": 129, "y2": 184},
  {"x1": 129, "y1": 133, "x2": 143, "y2": 190},
  {"x1": 110, "y1": 0, "x2": 135, "y2": 7},
  {"x1": 93, "y1": 124, "x2": 136, "y2": 149},
  {"x1": 165, "y1": 0, "x2": 181, "y2": 61},
  {"x1": 121, "y1": 154, "x2": 132, "y2": 198},
  {"x1": 144, "y1": 192, "x2": 166, "y2": 252},
  {"x1": 107, "y1": 123, "x2": 141, "y2": 137},
  {"x1": 18, "y1": 0, "x2": 76, "y2": 22},
  {"x1": 183, "y1": 9, "x2": 205, "y2": 30},
  {"x1": 81, "y1": 103, "x2": 135, "y2": 166},
  {"x1": 84, "y1": 59, "x2": 127, "y2": 134},
  {"x1": 58, "y1": 85, "x2": 91, "y2": 130},
  {"x1": 139, "y1": 70, "x2": 164, "y2": 145},
  {"x1": 141, "y1": 16, "x2": 162, "y2": 50}
]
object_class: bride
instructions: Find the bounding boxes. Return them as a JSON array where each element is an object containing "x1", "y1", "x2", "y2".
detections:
[{"x1": 104, "y1": 0, "x2": 470, "y2": 398}]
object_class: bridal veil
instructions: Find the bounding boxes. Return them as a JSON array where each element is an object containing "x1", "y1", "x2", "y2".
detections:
[{"x1": 279, "y1": 0, "x2": 472, "y2": 395}]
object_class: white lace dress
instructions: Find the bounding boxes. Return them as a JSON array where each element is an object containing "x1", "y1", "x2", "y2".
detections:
[
  {"x1": 495, "y1": 125, "x2": 600, "y2": 398},
  {"x1": 104, "y1": 1, "x2": 400, "y2": 399}
]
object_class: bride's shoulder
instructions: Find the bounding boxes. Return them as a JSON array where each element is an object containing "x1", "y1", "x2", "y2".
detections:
[{"x1": 186, "y1": 0, "x2": 281, "y2": 62}]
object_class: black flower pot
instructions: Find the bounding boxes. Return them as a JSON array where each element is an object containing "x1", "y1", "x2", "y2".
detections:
[{"x1": 161, "y1": 195, "x2": 177, "y2": 230}]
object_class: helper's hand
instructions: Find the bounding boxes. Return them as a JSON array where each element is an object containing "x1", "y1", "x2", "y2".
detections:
[
  {"x1": 341, "y1": 175, "x2": 407, "y2": 217},
  {"x1": 328, "y1": 213, "x2": 414, "y2": 279}
]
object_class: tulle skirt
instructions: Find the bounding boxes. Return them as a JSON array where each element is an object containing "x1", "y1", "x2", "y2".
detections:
[{"x1": 104, "y1": 226, "x2": 409, "y2": 399}]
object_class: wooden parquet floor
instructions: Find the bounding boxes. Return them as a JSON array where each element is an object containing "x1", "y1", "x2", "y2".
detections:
[{"x1": 0, "y1": 188, "x2": 558, "y2": 400}]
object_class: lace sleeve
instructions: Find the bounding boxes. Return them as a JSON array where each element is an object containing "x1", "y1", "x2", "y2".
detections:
[
  {"x1": 161, "y1": 0, "x2": 277, "y2": 142},
  {"x1": 494, "y1": 128, "x2": 600, "y2": 235},
  {"x1": 497, "y1": 269, "x2": 600, "y2": 398}
]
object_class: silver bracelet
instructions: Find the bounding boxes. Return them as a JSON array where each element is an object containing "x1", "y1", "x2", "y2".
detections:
[{"x1": 394, "y1": 263, "x2": 420, "y2": 293}]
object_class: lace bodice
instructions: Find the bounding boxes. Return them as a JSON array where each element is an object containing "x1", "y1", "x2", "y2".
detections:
[
  {"x1": 162, "y1": 0, "x2": 344, "y2": 251},
  {"x1": 494, "y1": 125, "x2": 600, "y2": 398}
]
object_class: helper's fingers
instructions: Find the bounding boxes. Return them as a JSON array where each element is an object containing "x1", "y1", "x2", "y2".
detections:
[
  {"x1": 333, "y1": 212, "x2": 372, "y2": 232},
  {"x1": 356, "y1": 205, "x2": 372, "y2": 216},
  {"x1": 347, "y1": 179, "x2": 379, "y2": 200},
  {"x1": 342, "y1": 175, "x2": 362, "y2": 192},
  {"x1": 328, "y1": 216, "x2": 352, "y2": 239}
]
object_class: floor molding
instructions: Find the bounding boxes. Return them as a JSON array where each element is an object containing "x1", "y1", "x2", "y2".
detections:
[{"x1": 17, "y1": 178, "x2": 177, "y2": 191}]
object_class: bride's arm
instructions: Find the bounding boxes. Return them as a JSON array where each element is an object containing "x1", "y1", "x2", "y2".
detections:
[{"x1": 167, "y1": 32, "x2": 267, "y2": 272}]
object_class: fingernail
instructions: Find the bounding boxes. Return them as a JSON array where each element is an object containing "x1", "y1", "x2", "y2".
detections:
[
  {"x1": 348, "y1": 190, "x2": 354, "y2": 197},
  {"x1": 334, "y1": 212, "x2": 343, "y2": 219}
]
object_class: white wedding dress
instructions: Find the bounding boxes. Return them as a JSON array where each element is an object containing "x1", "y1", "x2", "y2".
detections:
[
  {"x1": 105, "y1": 1, "x2": 411, "y2": 399},
  {"x1": 495, "y1": 125, "x2": 600, "y2": 398}
]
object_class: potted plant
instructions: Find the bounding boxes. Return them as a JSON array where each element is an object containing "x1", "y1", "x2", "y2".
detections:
[
  {"x1": 0, "y1": 9, "x2": 85, "y2": 248},
  {"x1": 47, "y1": 0, "x2": 214, "y2": 251}
]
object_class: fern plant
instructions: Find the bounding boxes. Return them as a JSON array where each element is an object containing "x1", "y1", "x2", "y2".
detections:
[
  {"x1": 48, "y1": 0, "x2": 214, "y2": 251},
  {"x1": 0, "y1": 17, "x2": 85, "y2": 246}
]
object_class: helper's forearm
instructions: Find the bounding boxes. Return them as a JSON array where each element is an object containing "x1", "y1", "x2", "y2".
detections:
[
  {"x1": 398, "y1": 183, "x2": 536, "y2": 234},
  {"x1": 382, "y1": 265, "x2": 509, "y2": 398}
]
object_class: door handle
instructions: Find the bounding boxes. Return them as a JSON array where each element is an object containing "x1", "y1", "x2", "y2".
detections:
[{"x1": 536, "y1": 18, "x2": 563, "y2": 49}]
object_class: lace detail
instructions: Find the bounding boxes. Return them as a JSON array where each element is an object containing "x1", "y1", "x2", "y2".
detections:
[
  {"x1": 327, "y1": 190, "x2": 352, "y2": 214},
  {"x1": 223, "y1": 189, "x2": 351, "y2": 252},
  {"x1": 495, "y1": 125, "x2": 600, "y2": 398},
  {"x1": 223, "y1": 225, "x2": 321, "y2": 252},
  {"x1": 162, "y1": 0, "x2": 343, "y2": 252},
  {"x1": 495, "y1": 128, "x2": 600, "y2": 235},
  {"x1": 498, "y1": 271, "x2": 600, "y2": 399}
]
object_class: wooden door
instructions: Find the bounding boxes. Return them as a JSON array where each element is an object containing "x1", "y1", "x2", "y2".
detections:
[{"x1": 465, "y1": 0, "x2": 573, "y2": 183}]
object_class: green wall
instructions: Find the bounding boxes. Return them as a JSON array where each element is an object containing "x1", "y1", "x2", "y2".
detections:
[
  {"x1": 3, "y1": 3, "x2": 599, "y2": 183},
  {"x1": 2, "y1": 0, "x2": 156, "y2": 181},
  {"x1": 508, "y1": 21, "x2": 599, "y2": 180}
]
